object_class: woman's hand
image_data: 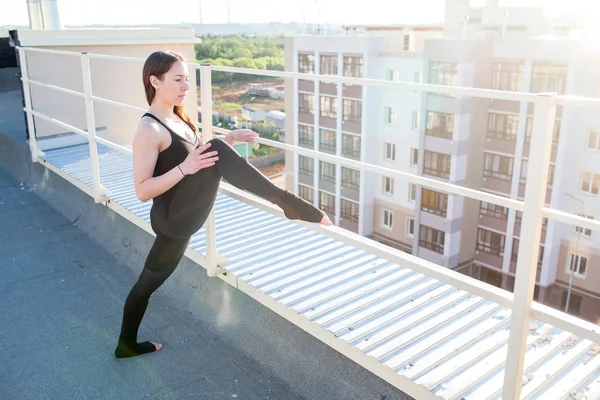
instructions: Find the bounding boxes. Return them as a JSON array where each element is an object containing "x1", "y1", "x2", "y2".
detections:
[
  {"x1": 226, "y1": 129, "x2": 259, "y2": 144},
  {"x1": 179, "y1": 143, "x2": 219, "y2": 175}
]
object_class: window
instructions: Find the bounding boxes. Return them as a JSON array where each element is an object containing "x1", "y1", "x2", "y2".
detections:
[
  {"x1": 382, "y1": 209, "x2": 393, "y2": 229},
  {"x1": 531, "y1": 63, "x2": 567, "y2": 95},
  {"x1": 588, "y1": 127, "x2": 600, "y2": 151},
  {"x1": 384, "y1": 142, "x2": 396, "y2": 161},
  {"x1": 319, "y1": 129, "x2": 336, "y2": 153},
  {"x1": 409, "y1": 183, "x2": 416, "y2": 202},
  {"x1": 385, "y1": 106, "x2": 398, "y2": 125},
  {"x1": 382, "y1": 176, "x2": 394, "y2": 195},
  {"x1": 319, "y1": 191, "x2": 335, "y2": 216},
  {"x1": 320, "y1": 96, "x2": 337, "y2": 118},
  {"x1": 420, "y1": 225, "x2": 445, "y2": 254},
  {"x1": 480, "y1": 202, "x2": 508, "y2": 220},
  {"x1": 525, "y1": 118, "x2": 561, "y2": 145},
  {"x1": 412, "y1": 111, "x2": 420, "y2": 130},
  {"x1": 341, "y1": 167, "x2": 360, "y2": 190},
  {"x1": 298, "y1": 155, "x2": 314, "y2": 175},
  {"x1": 492, "y1": 62, "x2": 524, "y2": 92},
  {"x1": 298, "y1": 125, "x2": 314, "y2": 146},
  {"x1": 581, "y1": 172, "x2": 600, "y2": 195},
  {"x1": 548, "y1": 165, "x2": 555, "y2": 187},
  {"x1": 566, "y1": 253, "x2": 588, "y2": 278},
  {"x1": 319, "y1": 161, "x2": 336, "y2": 184},
  {"x1": 343, "y1": 56, "x2": 363, "y2": 78},
  {"x1": 487, "y1": 113, "x2": 519, "y2": 141},
  {"x1": 426, "y1": 112, "x2": 454, "y2": 139},
  {"x1": 407, "y1": 217, "x2": 415, "y2": 237},
  {"x1": 515, "y1": 211, "x2": 549, "y2": 230},
  {"x1": 511, "y1": 238, "x2": 519, "y2": 262},
  {"x1": 320, "y1": 55, "x2": 338, "y2": 75},
  {"x1": 299, "y1": 93, "x2": 314, "y2": 114},
  {"x1": 411, "y1": 148, "x2": 418, "y2": 167},
  {"x1": 298, "y1": 184, "x2": 314, "y2": 203},
  {"x1": 429, "y1": 62, "x2": 458, "y2": 86},
  {"x1": 386, "y1": 69, "x2": 400, "y2": 81},
  {"x1": 520, "y1": 160, "x2": 553, "y2": 186},
  {"x1": 424, "y1": 151, "x2": 451, "y2": 179},
  {"x1": 343, "y1": 99, "x2": 362, "y2": 122},
  {"x1": 403, "y1": 34, "x2": 410, "y2": 51},
  {"x1": 477, "y1": 228, "x2": 506, "y2": 256},
  {"x1": 574, "y1": 214, "x2": 594, "y2": 237},
  {"x1": 342, "y1": 134, "x2": 361, "y2": 159},
  {"x1": 414, "y1": 71, "x2": 421, "y2": 83},
  {"x1": 341, "y1": 199, "x2": 359, "y2": 222},
  {"x1": 483, "y1": 153, "x2": 514, "y2": 181},
  {"x1": 511, "y1": 239, "x2": 544, "y2": 266},
  {"x1": 421, "y1": 189, "x2": 448, "y2": 217},
  {"x1": 520, "y1": 160, "x2": 528, "y2": 183},
  {"x1": 298, "y1": 53, "x2": 315, "y2": 74}
]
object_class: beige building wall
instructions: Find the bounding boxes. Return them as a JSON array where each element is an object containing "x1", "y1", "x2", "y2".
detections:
[
  {"x1": 18, "y1": 29, "x2": 197, "y2": 147},
  {"x1": 372, "y1": 199, "x2": 415, "y2": 251},
  {"x1": 556, "y1": 240, "x2": 600, "y2": 296}
]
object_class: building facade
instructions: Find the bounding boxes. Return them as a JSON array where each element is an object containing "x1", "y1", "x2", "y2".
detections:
[{"x1": 284, "y1": 1, "x2": 600, "y2": 322}]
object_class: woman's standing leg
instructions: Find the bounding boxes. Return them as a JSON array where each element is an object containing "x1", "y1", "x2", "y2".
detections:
[{"x1": 115, "y1": 234, "x2": 190, "y2": 358}]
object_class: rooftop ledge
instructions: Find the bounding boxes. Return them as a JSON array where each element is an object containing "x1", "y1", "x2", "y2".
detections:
[
  {"x1": 1, "y1": 85, "x2": 599, "y2": 399},
  {"x1": 8, "y1": 28, "x2": 198, "y2": 47}
]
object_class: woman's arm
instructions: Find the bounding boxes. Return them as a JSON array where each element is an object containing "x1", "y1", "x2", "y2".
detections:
[{"x1": 132, "y1": 123, "x2": 185, "y2": 202}]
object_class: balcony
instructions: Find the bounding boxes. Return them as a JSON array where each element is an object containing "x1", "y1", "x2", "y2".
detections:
[{"x1": 3, "y1": 37, "x2": 600, "y2": 400}]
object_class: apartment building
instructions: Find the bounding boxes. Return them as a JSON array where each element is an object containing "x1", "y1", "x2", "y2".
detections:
[{"x1": 284, "y1": 0, "x2": 600, "y2": 322}]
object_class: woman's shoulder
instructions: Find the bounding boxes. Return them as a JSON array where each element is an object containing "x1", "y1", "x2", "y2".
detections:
[{"x1": 134, "y1": 116, "x2": 167, "y2": 149}]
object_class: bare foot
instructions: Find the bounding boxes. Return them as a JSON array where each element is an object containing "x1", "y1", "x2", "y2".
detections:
[
  {"x1": 320, "y1": 215, "x2": 333, "y2": 226},
  {"x1": 152, "y1": 342, "x2": 163, "y2": 351}
]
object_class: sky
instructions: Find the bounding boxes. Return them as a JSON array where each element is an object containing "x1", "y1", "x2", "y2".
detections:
[{"x1": 1, "y1": 0, "x2": 598, "y2": 28}]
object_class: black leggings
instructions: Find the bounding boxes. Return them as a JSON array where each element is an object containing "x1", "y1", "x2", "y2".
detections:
[{"x1": 118, "y1": 138, "x2": 310, "y2": 343}]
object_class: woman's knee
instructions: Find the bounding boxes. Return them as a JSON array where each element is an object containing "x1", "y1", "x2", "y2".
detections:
[{"x1": 207, "y1": 138, "x2": 234, "y2": 152}]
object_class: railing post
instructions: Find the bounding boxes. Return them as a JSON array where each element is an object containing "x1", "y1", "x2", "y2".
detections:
[
  {"x1": 200, "y1": 64, "x2": 227, "y2": 277},
  {"x1": 18, "y1": 48, "x2": 41, "y2": 163},
  {"x1": 502, "y1": 93, "x2": 557, "y2": 399},
  {"x1": 80, "y1": 52, "x2": 107, "y2": 203}
]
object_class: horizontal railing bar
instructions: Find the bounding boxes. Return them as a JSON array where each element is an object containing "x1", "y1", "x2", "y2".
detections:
[
  {"x1": 19, "y1": 46, "x2": 600, "y2": 108},
  {"x1": 207, "y1": 64, "x2": 537, "y2": 102},
  {"x1": 25, "y1": 108, "x2": 89, "y2": 137},
  {"x1": 543, "y1": 207, "x2": 600, "y2": 232},
  {"x1": 87, "y1": 53, "x2": 146, "y2": 63},
  {"x1": 19, "y1": 47, "x2": 82, "y2": 57},
  {"x1": 26, "y1": 78, "x2": 85, "y2": 98},
  {"x1": 96, "y1": 136, "x2": 132, "y2": 155},
  {"x1": 555, "y1": 95, "x2": 600, "y2": 109},
  {"x1": 20, "y1": 46, "x2": 534, "y2": 102},
  {"x1": 252, "y1": 136, "x2": 525, "y2": 211},
  {"x1": 91, "y1": 94, "x2": 146, "y2": 113},
  {"x1": 531, "y1": 302, "x2": 600, "y2": 344}
]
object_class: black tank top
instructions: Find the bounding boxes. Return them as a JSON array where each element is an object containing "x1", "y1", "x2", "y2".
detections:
[{"x1": 142, "y1": 112, "x2": 199, "y2": 208}]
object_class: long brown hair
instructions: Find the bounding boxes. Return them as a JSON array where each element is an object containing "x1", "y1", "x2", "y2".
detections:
[{"x1": 142, "y1": 50, "x2": 197, "y2": 133}]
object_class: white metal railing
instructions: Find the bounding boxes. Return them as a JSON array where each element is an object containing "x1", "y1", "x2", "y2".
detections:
[{"x1": 16, "y1": 46, "x2": 600, "y2": 400}]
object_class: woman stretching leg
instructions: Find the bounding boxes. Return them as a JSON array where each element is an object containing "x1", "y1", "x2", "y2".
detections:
[{"x1": 115, "y1": 51, "x2": 331, "y2": 358}]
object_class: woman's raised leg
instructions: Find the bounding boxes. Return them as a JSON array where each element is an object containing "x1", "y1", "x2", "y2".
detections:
[{"x1": 206, "y1": 138, "x2": 326, "y2": 223}]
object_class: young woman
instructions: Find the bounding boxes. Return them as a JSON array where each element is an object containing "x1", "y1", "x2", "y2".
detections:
[{"x1": 114, "y1": 51, "x2": 331, "y2": 358}]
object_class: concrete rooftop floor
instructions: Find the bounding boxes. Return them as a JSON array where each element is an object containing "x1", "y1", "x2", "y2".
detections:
[{"x1": 0, "y1": 166, "x2": 307, "y2": 400}]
